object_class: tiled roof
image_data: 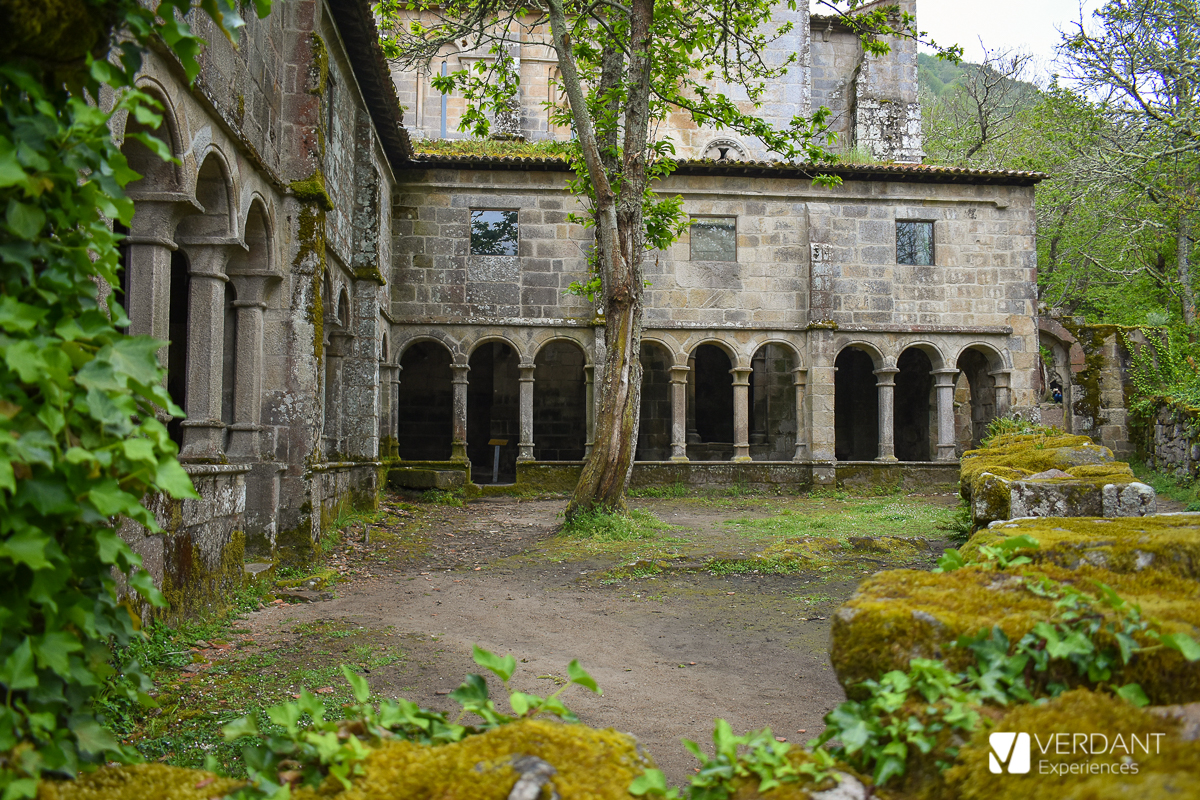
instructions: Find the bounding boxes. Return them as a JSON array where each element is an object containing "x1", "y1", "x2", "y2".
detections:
[
  {"x1": 405, "y1": 153, "x2": 1047, "y2": 185},
  {"x1": 329, "y1": 1, "x2": 413, "y2": 168}
]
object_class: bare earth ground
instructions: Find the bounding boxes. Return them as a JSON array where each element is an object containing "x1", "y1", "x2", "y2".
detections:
[{"x1": 218, "y1": 492, "x2": 957, "y2": 785}]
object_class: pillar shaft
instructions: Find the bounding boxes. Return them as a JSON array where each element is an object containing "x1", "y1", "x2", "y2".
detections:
[
  {"x1": 874, "y1": 367, "x2": 900, "y2": 462},
  {"x1": 226, "y1": 299, "x2": 266, "y2": 458},
  {"x1": 685, "y1": 355, "x2": 699, "y2": 443},
  {"x1": 450, "y1": 364, "x2": 470, "y2": 463},
  {"x1": 669, "y1": 365, "x2": 690, "y2": 462},
  {"x1": 792, "y1": 367, "x2": 809, "y2": 462},
  {"x1": 584, "y1": 365, "x2": 595, "y2": 457},
  {"x1": 518, "y1": 363, "x2": 535, "y2": 463},
  {"x1": 731, "y1": 367, "x2": 752, "y2": 462},
  {"x1": 179, "y1": 246, "x2": 232, "y2": 459},
  {"x1": 933, "y1": 368, "x2": 959, "y2": 462},
  {"x1": 990, "y1": 369, "x2": 1013, "y2": 417}
]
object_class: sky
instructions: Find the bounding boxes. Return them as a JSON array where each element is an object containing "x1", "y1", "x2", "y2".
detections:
[{"x1": 815, "y1": 0, "x2": 1107, "y2": 78}]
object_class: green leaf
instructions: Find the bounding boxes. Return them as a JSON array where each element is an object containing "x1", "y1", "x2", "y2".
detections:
[
  {"x1": 472, "y1": 644, "x2": 516, "y2": 682},
  {"x1": 0, "y1": 528, "x2": 52, "y2": 570},
  {"x1": 90, "y1": 482, "x2": 140, "y2": 518},
  {"x1": 156, "y1": 456, "x2": 200, "y2": 499},
  {"x1": 508, "y1": 691, "x2": 532, "y2": 716},
  {"x1": 341, "y1": 664, "x2": 371, "y2": 703},
  {"x1": 0, "y1": 296, "x2": 46, "y2": 333},
  {"x1": 567, "y1": 659, "x2": 601, "y2": 694},
  {"x1": 1160, "y1": 632, "x2": 1200, "y2": 661},
  {"x1": 450, "y1": 673, "x2": 490, "y2": 708},
  {"x1": 0, "y1": 639, "x2": 38, "y2": 689},
  {"x1": 629, "y1": 769, "x2": 669, "y2": 796},
  {"x1": 935, "y1": 548, "x2": 966, "y2": 572},
  {"x1": 222, "y1": 716, "x2": 259, "y2": 740},
  {"x1": 33, "y1": 631, "x2": 83, "y2": 678},
  {"x1": 69, "y1": 715, "x2": 120, "y2": 755},
  {"x1": 6, "y1": 199, "x2": 46, "y2": 239},
  {"x1": 1115, "y1": 683, "x2": 1150, "y2": 708}
]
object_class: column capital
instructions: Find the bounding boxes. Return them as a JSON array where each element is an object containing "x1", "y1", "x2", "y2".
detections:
[
  {"x1": 989, "y1": 369, "x2": 1013, "y2": 387},
  {"x1": 729, "y1": 367, "x2": 753, "y2": 386},
  {"x1": 932, "y1": 368, "x2": 959, "y2": 388},
  {"x1": 873, "y1": 366, "x2": 900, "y2": 386},
  {"x1": 669, "y1": 364, "x2": 691, "y2": 383},
  {"x1": 792, "y1": 366, "x2": 808, "y2": 386}
]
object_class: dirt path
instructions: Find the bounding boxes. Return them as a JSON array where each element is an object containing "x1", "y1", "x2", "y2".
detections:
[{"x1": 236, "y1": 493, "x2": 955, "y2": 785}]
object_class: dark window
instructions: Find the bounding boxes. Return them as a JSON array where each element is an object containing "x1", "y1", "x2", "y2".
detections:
[
  {"x1": 690, "y1": 216, "x2": 737, "y2": 261},
  {"x1": 471, "y1": 209, "x2": 519, "y2": 255},
  {"x1": 897, "y1": 221, "x2": 934, "y2": 265}
]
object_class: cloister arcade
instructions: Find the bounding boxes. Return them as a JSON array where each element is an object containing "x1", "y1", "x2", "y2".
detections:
[{"x1": 388, "y1": 327, "x2": 1015, "y2": 480}]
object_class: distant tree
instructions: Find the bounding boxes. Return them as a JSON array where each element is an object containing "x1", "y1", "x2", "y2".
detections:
[{"x1": 1061, "y1": 0, "x2": 1200, "y2": 323}]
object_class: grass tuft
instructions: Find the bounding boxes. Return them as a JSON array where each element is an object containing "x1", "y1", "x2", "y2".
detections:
[{"x1": 560, "y1": 508, "x2": 669, "y2": 541}]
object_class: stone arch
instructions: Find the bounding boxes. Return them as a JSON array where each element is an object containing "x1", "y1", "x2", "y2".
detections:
[
  {"x1": 465, "y1": 334, "x2": 526, "y2": 362},
  {"x1": 396, "y1": 330, "x2": 459, "y2": 363},
  {"x1": 895, "y1": 340, "x2": 947, "y2": 371},
  {"x1": 835, "y1": 344, "x2": 880, "y2": 461},
  {"x1": 682, "y1": 335, "x2": 741, "y2": 368},
  {"x1": 531, "y1": 333, "x2": 592, "y2": 364},
  {"x1": 397, "y1": 339, "x2": 455, "y2": 461},
  {"x1": 468, "y1": 339, "x2": 521, "y2": 481},
  {"x1": 637, "y1": 340, "x2": 674, "y2": 461},
  {"x1": 176, "y1": 150, "x2": 235, "y2": 241},
  {"x1": 955, "y1": 344, "x2": 1007, "y2": 452},
  {"x1": 122, "y1": 83, "x2": 184, "y2": 193},
  {"x1": 836, "y1": 339, "x2": 886, "y2": 369},
  {"x1": 749, "y1": 342, "x2": 798, "y2": 461},
  {"x1": 895, "y1": 346, "x2": 935, "y2": 462},
  {"x1": 533, "y1": 340, "x2": 587, "y2": 460},
  {"x1": 687, "y1": 340, "x2": 735, "y2": 459}
]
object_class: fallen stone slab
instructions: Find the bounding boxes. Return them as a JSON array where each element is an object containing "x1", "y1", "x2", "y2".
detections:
[
  {"x1": 965, "y1": 514, "x2": 1200, "y2": 580},
  {"x1": 830, "y1": 565, "x2": 1200, "y2": 705},
  {"x1": 388, "y1": 467, "x2": 466, "y2": 491}
]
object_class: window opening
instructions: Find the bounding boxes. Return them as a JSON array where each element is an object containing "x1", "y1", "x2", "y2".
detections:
[
  {"x1": 897, "y1": 221, "x2": 934, "y2": 266},
  {"x1": 471, "y1": 209, "x2": 519, "y2": 255},
  {"x1": 690, "y1": 216, "x2": 737, "y2": 261}
]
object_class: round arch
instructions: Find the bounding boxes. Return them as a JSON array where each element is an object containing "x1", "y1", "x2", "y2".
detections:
[
  {"x1": 395, "y1": 332, "x2": 458, "y2": 364},
  {"x1": 895, "y1": 340, "x2": 947, "y2": 371},
  {"x1": 835, "y1": 340, "x2": 887, "y2": 369},
  {"x1": 637, "y1": 340, "x2": 675, "y2": 461},
  {"x1": 397, "y1": 339, "x2": 455, "y2": 461},
  {"x1": 176, "y1": 149, "x2": 235, "y2": 241},
  {"x1": 123, "y1": 80, "x2": 184, "y2": 190},
  {"x1": 531, "y1": 333, "x2": 592, "y2": 365},
  {"x1": 465, "y1": 334, "x2": 528, "y2": 362}
]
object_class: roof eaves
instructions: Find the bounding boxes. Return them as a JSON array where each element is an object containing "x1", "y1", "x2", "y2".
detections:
[{"x1": 328, "y1": 0, "x2": 413, "y2": 169}]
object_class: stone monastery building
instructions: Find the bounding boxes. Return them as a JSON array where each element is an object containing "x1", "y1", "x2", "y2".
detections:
[{"x1": 116, "y1": 0, "x2": 1042, "y2": 612}]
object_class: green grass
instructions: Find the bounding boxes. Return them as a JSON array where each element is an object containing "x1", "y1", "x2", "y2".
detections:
[
  {"x1": 629, "y1": 482, "x2": 690, "y2": 498},
  {"x1": 560, "y1": 508, "x2": 674, "y2": 541},
  {"x1": 420, "y1": 488, "x2": 465, "y2": 506},
  {"x1": 723, "y1": 498, "x2": 954, "y2": 540},
  {"x1": 1130, "y1": 460, "x2": 1200, "y2": 508},
  {"x1": 412, "y1": 138, "x2": 572, "y2": 159}
]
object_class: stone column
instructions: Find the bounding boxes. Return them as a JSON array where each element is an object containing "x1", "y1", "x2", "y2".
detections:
[
  {"x1": 750, "y1": 353, "x2": 768, "y2": 446},
  {"x1": 990, "y1": 369, "x2": 1013, "y2": 417},
  {"x1": 685, "y1": 355, "x2": 700, "y2": 444},
  {"x1": 584, "y1": 364, "x2": 595, "y2": 457},
  {"x1": 450, "y1": 363, "x2": 470, "y2": 463},
  {"x1": 518, "y1": 361, "x2": 536, "y2": 463},
  {"x1": 669, "y1": 365, "x2": 690, "y2": 462},
  {"x1": 324, "y1": 331, "x2": 354, "y2": 459},
  {"x1": 179, "y1": 243, "x2": 236, "y2": 459},
  {"x1": 389, "y1": 364, "x2": 402, "y2": 458},
  {"x1": 874, "y1": 366, "x2": 900, "y2": 462},
  {"x1": 225, "y1": 271, "x2": 280, "y2": 460},
  {"x1": 933, "y1": 368, "x2": 959, "y2": 462},
  {"x1": 806, "y1": 330, "x2": 837, "y2": 477},
  {"x1": 123, "y1": 195, "x2": 200, "y2": 350},
  {"x1": 731, "y1": 367, "x2": 753, "y2": 462},
  {"x1": 792, "y1": 367, "x2": 809, "y2": 462}
]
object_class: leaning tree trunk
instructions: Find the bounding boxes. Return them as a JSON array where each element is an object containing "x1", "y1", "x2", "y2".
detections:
[{"x1": 548, "y1": 0, "x2": 654, "y2": 518}]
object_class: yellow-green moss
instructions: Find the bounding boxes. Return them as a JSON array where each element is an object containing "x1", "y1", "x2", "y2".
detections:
[
  {"x1": 309, "y1": 32, "x2": 328, "y2": 95},
  {"x1": 290, "y1": 170, "x2": 335, "y2": 212},
  {"x1": 963, "y1": 516, "x2": 1200, "y2": 580},
  {"x1": 2, "y1": 0, "x2": 114, "y2": 67},
  {"x1": 943, "y1": 688, "x2": 1200, "y2": 800},
  {"x1": 37, "y1": 765, "x2": 242, "y2": 800},
  {"x1": 156, "y1": 529, "x2": 247, "y2": 622},
  {"x1": 830, "y1": 565, "x2": 1200, "y2": 704},
  {"x1": 293, "y1": 718, "x2": 651, "y2": 800},
  {"x1": 960, "y1": 433, "x2": 1112, "y2": 490}
]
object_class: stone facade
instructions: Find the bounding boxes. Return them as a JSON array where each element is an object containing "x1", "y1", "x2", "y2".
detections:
[
  {"x1": 389, "y1": 161, "x2": 1040, "y2": 485},
  {"x1": 117, "y1": 1, "x2": 407, "y2": 611}
]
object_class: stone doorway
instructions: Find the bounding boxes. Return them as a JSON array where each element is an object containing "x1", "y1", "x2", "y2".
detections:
[
  {"x1": 894, "y1": 348, "x2": 933, "y2": 462},
  {"x1": 636, "y1": 342, "x2": 672, "y2": 461},
  {"x1": 956, "y1": 348, "x2": 997, "y2": 452},
  {"x1": 687, "y1": 344, "x2": 734, "y2": 461},
  {"x1": 396, "y1": 341, "x2": 454, "y2": 460},
  {"x1": 468, "y1": 342, "x2": 520, "y2": 482},
  {"x1": 835, "y1": 347, "x2": 878, "y2": 461},
  {"x1": 533, "y1": 341, "x2": 587, "y2": 461},
  {"x1": 748, "y1": 344, "x2": 796, "y2": 461}
]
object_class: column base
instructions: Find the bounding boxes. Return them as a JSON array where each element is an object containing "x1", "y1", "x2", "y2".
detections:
[
  {"x1": 813, "y1": 464, "x2": 837, "y2": 485},
  {"x1": 450, "y1": 444, "x2": 468, "y2": 462},
  {"x1": 875, "y1": 455, "x2": 900, "y2": 463},
  {"x1": 670, "y1": 455, "x2": 690, "y2": 463},
  {"x1": 731, "y1": 455, "x2": 752, "y2": 463},
  {"x1": 936, "y1": 445, "x2": 958, "y2": 461}
]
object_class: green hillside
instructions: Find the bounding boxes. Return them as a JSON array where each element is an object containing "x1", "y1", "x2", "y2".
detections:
[{"x1": 917, "y1": 51, "x2": 967, "y2": 97}]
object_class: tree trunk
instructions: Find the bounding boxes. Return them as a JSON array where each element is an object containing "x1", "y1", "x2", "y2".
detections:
[{"x1": 1180, "y1": 214, "x2": 1195, "y2": 325}]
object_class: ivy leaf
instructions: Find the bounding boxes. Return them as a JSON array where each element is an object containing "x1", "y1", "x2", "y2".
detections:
[
  {"x1": 935, "y1": 548, "x2": 966, "y2": 572},
  {"x1": 1160, "y1": 632, "x2": 1200, "y2": 661},
  {"x1": 6, "y1": 199, "x2": 45, "y2": 239},
  {"x1": 156, "y1": 457, "x2": 200, "y2": 499},
  {"x1": 472, "y1": 644, "x2": 516, "y2": 683},
  {"x1": 450, "y1": 673, "x2": 490, "y2": 708},
  {"x1": 33, "y1": 631, "x2": 83, "y2": 678},
  {"x1": 89, "y1": 481, "x2": 139, "y2": 519},
  {"x1": 69, "y1": 715, "x2": 121, "y2": 755},
  {"x1": 0, "y1": 640, "x2": 38, "y2": 690},
  {"x1": 341, "y1": 664, "x2": 371, "y2": 703},
  {"x1": 95, "y1": 530, "x2": 126, "y2": 565},
  {"x1": 0, "y1": 528, "x2": 52, "y2": 570},
  {"x1": 629, "y1": 769, "x2": 669, "y2": 796},
  {"x1": 567, "y1": 659, "x2": 601, "y2": 694},
  {"x1": 1115, "y1": 683, "x2": 1150, "y2": 708},
  {"x1": 222, "y1": 716, "x2": 259, "y2": 741},
  {"x1": 0, "y1": 296, "x2": 46, "y2": 333}
]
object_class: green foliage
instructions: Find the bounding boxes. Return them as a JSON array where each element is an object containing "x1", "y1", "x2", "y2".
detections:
[
  {"x1": 0, "y1": 1, "x2": 270, "y2": 795},
  {"x1": 813, "y1": 569, "x2": 1200, "y2": 788},
  {"x1": 980, "y1": 414, "x2": 1062, "y2": 446},
  {"x1": 560, "y1": 508, "x2": 668, "y2": 541},
  {"x1": 222, "y1": 645, "x2": 601, "y2": 798},
  {"x1": 934, "y1": 501, "x2": 974, "y2": 544},
  {"x1": 935, "y1": 534, "x2": 1040, "y2": 572},
  {"x1": 1120, "y1": 325, "x2": 1200, "y2": 418}
]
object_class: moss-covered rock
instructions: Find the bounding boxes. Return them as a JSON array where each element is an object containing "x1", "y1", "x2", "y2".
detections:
[
  {"x1": 964, "y1": 515, "x2": 1200, "y2": 581},
  {"x1": 38, "y1": 765, "x2": 242, "y2": 800},
  {"x1": 830, "y1": 565, "x2": 1200, "y2": 704},
  {"x1": 960, "y1": 433, "x2": 1153, "y2": 527},
  {"x1": 943, "y1": 688, "x2": 1200, "y2": 800}
]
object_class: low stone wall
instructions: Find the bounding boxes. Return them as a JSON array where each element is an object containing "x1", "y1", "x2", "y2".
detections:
[
  {"x1": 120, "y1": 464, "x2": 249, "y2": 621},
  {"x1": 1139, "y1": 402, "x2": 1200, "y2": 479}
]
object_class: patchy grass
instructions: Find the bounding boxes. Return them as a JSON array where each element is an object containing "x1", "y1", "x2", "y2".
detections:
[
  {"x1": 724, "y1": 497, "x2": 956, "y2": 540},
  {"x1": 412, "y1": 137, "x2": 572, "y2": 159},
  {"x1": 560, "y1": 508, "x2": 676, "y2": 542},
  {"x1": 629, "y1": 483, "x2": 690, "y2": 499},
  {"x1": 1131, "y1": 459, "x2": 1200, "y2": 509}
]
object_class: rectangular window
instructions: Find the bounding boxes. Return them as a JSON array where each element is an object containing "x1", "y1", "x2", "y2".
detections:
[
  {"x1": 690, "y1": 216, "x2": 737, "y2": 261},
  {"x1": 471, "y1": 209, "x2": 519, "y2": 255},
  {"x1": 897, "y1": 221, "x2": 934, "y2": 266}
]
